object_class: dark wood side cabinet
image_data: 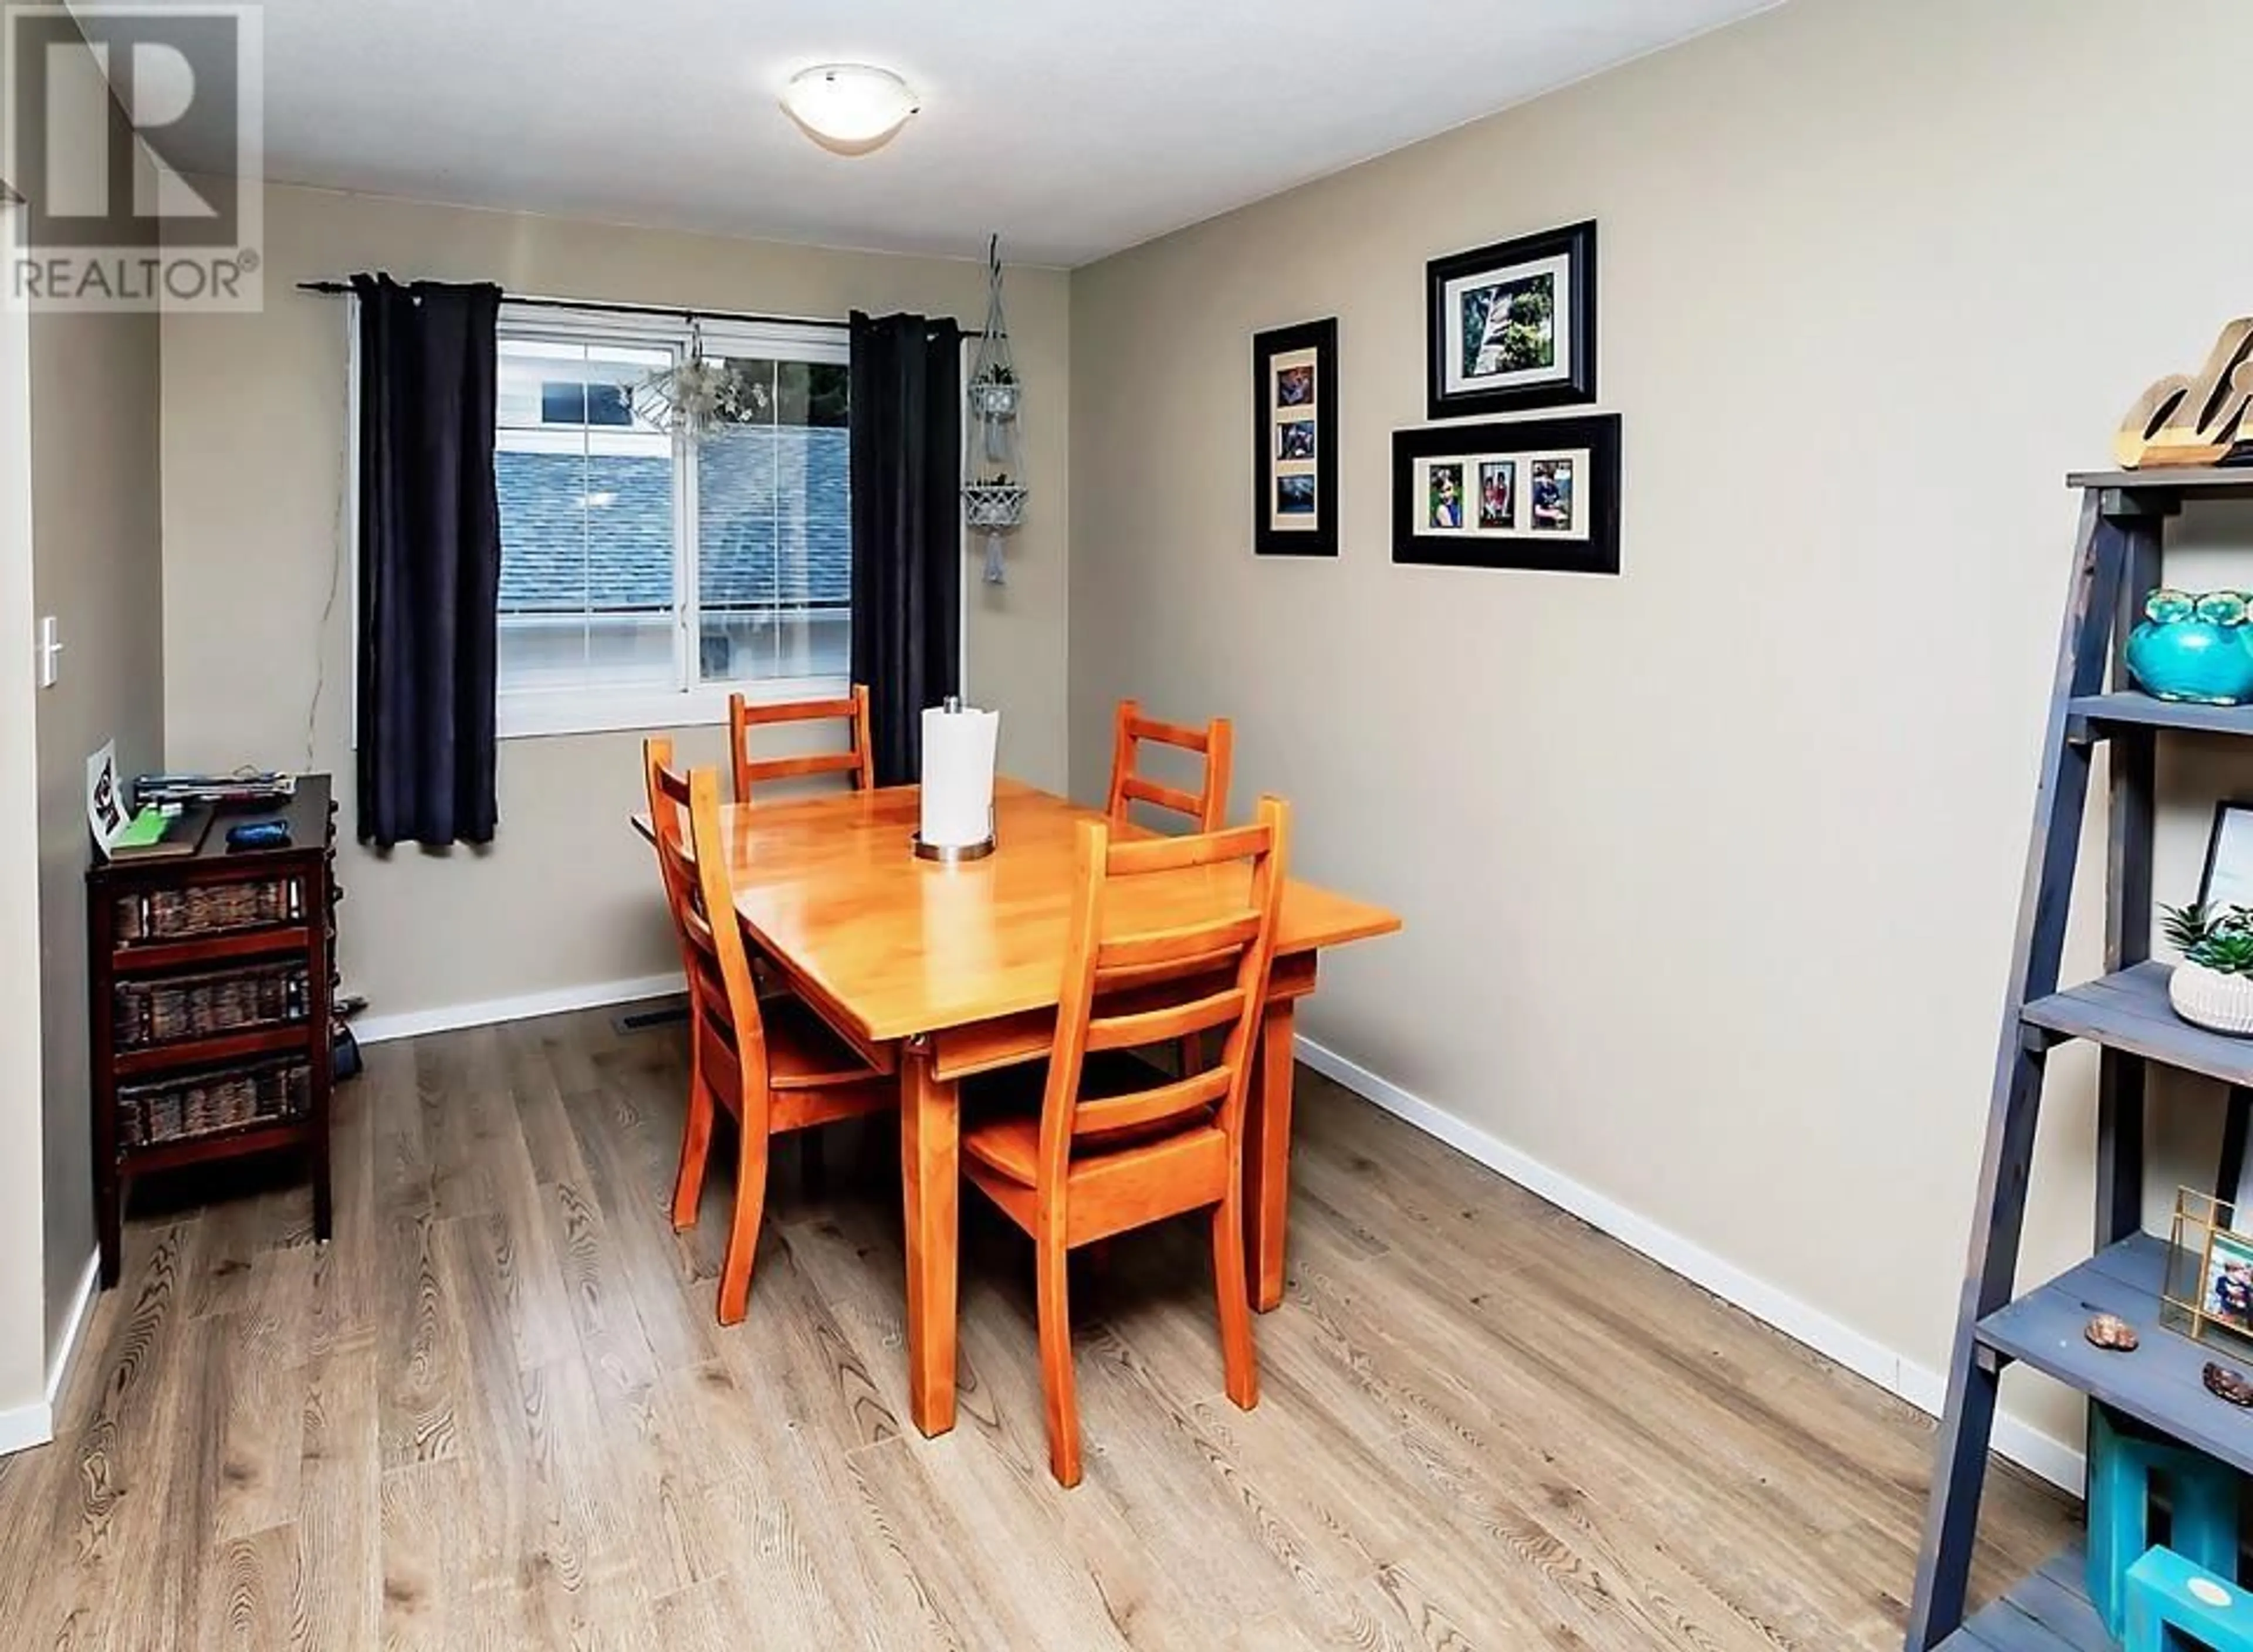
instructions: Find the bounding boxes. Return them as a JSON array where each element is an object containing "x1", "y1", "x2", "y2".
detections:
[{"x1": 87, "y1": 776, "x2": 338, "y2": 1288}]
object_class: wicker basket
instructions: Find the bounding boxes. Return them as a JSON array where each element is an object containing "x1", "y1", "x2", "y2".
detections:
[
  {"x1": 115, "y1": 876, "x2": 303, "y2": 944},
  {"x1": 114, "y1": 961, "x2": 310, "y2": 1049},
  {"x1": 116, "y1": 1058, "x2": 312, "y2": 1149}
]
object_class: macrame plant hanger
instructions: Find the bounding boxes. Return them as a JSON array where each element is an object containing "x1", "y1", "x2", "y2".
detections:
[{"x1": 963, "y1": 235, "x2": 1027, "y2": 584}]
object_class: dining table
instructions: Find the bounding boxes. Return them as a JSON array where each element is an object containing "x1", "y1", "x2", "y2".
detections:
[{"x1": 632, "y1": 776, "x2": 1401, "y2": 1437}]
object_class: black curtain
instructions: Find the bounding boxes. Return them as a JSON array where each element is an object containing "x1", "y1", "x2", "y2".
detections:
[
  {"x1": 353, "y1": 275, "x2": 503, "y2": 848},
  {"x1": 849, "y1": 310, "x2": 962, "y2": 786}
]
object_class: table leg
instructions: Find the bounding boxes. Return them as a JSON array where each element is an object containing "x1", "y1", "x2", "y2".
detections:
[
  {"x1": 1244, "y1": 998, "x2": 1297, "y2": 1312},
  {"x1": 901, "y1": 1045, "x2": 962, "y2": 1436}
]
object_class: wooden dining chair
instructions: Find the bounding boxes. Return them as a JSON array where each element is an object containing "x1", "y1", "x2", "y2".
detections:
[
  {"x1": 644, "y1": 737, "x2": 716, "y2": 1218},
  {"x1": 1106, "y1": 699, "x2": 1233, "y2": 833},
  {"x1": 1108, "y1": 699, "x2": 1237, "y2": 1076},
  {"x1": 960, "y1": 796, "x2": 1289, "y2": 1486},
  {"x1": 648, "y1": 754, "x2": 895, "y2": 1324},
  {"x1": 728, "y1": 684, "x2": 874, "y2": 804}
]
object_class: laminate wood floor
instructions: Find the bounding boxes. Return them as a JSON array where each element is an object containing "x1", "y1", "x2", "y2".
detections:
[{"x1": 0, "y1": 1004, "x2": 2073, "y2": 1650}]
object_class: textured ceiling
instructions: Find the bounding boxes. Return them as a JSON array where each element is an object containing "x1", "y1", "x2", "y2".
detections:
[{"x1": 140, "y1": 0, "x2": 1780, "y2": 266}]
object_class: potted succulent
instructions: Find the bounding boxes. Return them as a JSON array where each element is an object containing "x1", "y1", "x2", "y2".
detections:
[{"x1": 2164, "y1": 901, "x2": 2253, "y2": 1035}]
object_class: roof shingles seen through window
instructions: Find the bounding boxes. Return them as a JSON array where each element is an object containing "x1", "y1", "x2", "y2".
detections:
[{"x1": 496, "y1": 427, "x2": 850, "y2": 614}]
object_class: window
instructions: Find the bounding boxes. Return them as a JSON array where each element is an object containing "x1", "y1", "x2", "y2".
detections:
[
  {"x1": 492, "y1": 306, "x2": 851, "y2": 737},
  {"x1": 540, "y1": 379, "x2": 632, "y2": 427}
]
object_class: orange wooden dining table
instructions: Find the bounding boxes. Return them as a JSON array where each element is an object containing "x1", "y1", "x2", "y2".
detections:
[{"x1": 633, "y1": 777, "x2": 1400, "y2": 1437}]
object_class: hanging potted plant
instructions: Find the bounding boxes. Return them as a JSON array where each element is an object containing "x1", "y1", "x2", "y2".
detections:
[
  {"x1": 963, "y1": 236, "x2": 1029, "y2": 584},
  {"x1": 963, "y1": 470, "x2": 1029, "y2": 529},
  {"x1": 2164, "y1": 901, "x2": 2253, "y2": 1035},
  {"x1": 969, "y1": 363, "x2": 1020, "y2": 421}
]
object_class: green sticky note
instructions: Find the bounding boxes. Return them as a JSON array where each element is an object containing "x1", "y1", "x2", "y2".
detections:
[{"x1": 114, "y1": 807, "x2": 171, "y2": 848}]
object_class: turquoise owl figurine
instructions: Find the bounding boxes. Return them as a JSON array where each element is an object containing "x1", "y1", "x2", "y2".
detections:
[{"x1": 2125, "y1": 590, "x2": 2253, "y2": 706}]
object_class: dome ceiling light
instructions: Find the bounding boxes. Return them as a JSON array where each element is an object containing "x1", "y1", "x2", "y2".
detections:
[{"x1": 780, "y1": 64, "x2": 920, "y2": 156}]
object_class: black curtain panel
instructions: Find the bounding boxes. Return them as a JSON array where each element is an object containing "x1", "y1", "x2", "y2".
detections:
[
  {"x1": 353, "y1": 274, "x2": 504, "y2": 848},
  {"x1": 848, "y1": 310, "x2": 962, "y2": 786}
]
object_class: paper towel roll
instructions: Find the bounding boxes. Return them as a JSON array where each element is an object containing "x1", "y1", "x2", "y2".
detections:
[{"x1": 920, "y1": 702, "x2": 999, "y2": 848}]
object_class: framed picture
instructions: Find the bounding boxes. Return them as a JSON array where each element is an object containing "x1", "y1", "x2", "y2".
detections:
[
  {"x1": 2167, "y1": 1187, "x2": 2253, "y2": 1351},
  {"x1": 1391, "y1": 413, "x2": 1621, "y2": 575},
  {"x1": 1253, "y1": 317, "x2": 1338, "y2": 557},
  {"x1": 1425, "y1": 220, "x2": 1596, "y2": 420},
  {"x1": 2210, "y1": 1228, "x2": 2253, "y2": 1332},
  {"x1": 2201, "y1": 802, "x2": 2253, "y2": 914}
]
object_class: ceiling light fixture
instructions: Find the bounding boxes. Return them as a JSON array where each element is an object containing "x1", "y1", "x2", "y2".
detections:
[{"x1": 780, "y1": 63, "x2": 920, "y2": 156}]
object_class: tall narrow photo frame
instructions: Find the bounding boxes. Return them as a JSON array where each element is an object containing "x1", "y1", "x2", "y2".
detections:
[{"x1": 1253, "y1": 317, "x2": 1338, "y2": 557}]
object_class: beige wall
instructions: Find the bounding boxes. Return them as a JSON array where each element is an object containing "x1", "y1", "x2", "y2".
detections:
[
  {"x1": 0, "y1": 201, "x2": 50, "y2": 1416},
  {"x1": 1070, "y1": 0, "x2": 2253, "y2": 1463},
  {"x1": 29, "y1": 297, "x2": 165, "y2": 1359},
  {"x1": 162, "y1": 184, "x2": 1069, "y2": 1023},
  {"x1": 23, "y1": 41, "x2": 167, "y2": 1387}
]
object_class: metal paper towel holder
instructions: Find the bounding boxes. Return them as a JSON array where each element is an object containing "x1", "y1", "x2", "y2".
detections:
[
  {"x1": 911, "y1": 822, "x2": 996, "y2": 865},
  {"x1": 913, "y1": 697, "x2": 997, "y2": 862}
]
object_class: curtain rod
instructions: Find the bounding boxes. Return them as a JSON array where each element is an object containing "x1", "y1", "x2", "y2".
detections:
[{"x1": 295, "y1": 280, "x2": 983, "y2": 336}]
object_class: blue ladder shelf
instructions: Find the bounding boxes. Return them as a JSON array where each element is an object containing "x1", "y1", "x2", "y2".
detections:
[{"x1": 1936, "y1": 1545, "x2": 2112, "y2": 1650}]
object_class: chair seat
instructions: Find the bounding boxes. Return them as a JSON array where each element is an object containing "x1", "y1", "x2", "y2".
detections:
[
  {"x1": 764, "y1": 995, "x2": 881, "y2": 1089},
  {"x1": 961, "y1": 1052, "x2": 1189, "y2": 1183},
  {"x1": 963, "y1": 1096, "x2": 1229, "y2": 1254},
  {"x1": 962, "y1": 1113, "x2": 1043, "y2": 1183},
  {"x1": 963, "y1": 1105, "x2": 1221, "y2": 1186}
]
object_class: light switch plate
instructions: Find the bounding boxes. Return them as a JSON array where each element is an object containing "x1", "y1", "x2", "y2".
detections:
[{"x1": 36, "y1": 615, "x2": 59, "y2": 688}]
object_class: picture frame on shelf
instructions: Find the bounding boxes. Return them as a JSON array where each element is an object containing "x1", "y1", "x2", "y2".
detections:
[
  {"x1": 1391, "y1": 412, "x2": 1620, "y2": 575},
  {"x1": 1425, "y1": 220, "x2": 1596, "y2": 420},
  {"x1": 2166, "y1": 1187, "x2": 2253, "y2": 1353},
  {"x1": 2201, "y1": 801, "x2": 2253, "y2": 913},
  {"x1": 1253, "y1": 317, "x2": 1338, "y2": 557}
]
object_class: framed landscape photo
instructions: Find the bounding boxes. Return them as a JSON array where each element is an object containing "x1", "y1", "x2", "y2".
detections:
[
  {"x1": 1391, "y1": 413, "x2": 1621, "y2": 575},
  {"x1": 1426, "y1": 221, "x2": 1596, "y2": 420},
  {"x1": 1253, "y1": 317, "x2": 1338, "y2": 557}
]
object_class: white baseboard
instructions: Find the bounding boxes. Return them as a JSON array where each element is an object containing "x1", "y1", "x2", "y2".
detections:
[
  {"x1": 0, "y1": 1248, "x2": 102, "y2": 1458},
  {"x1": 45, "y1": 1250, "x2": 98, "y2": 1413},
  {"x1": 353, "y1": 971, "x2": 686, "y2": 1047},
  {"x1": 0, "y1": 1395, "x2": 46, "y2": 1457},
  {"x1": 1293, "y1": 1034, "x2": 2085, "y2": 1497}
]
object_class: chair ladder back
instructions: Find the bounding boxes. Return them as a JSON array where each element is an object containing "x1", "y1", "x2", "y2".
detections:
[
  {"x1": 1040, "y1": 798, "x2": 1290, "y2": 1173},
  {"x1": 645, "y1": 746, "x2": 741, "y2": 1059},
  {"x1": 728, "y1": 683, "x2": 874, "y2": 803},
  {"x1": 644, "y1": 736, "x2": 694, "y2": 909},
  {"x1": 1105, "y1": 698, "x2": 1234, "y2": 833},
  {"x1": 680, "y1": 767, "x2": 770, "y2": 1086}
]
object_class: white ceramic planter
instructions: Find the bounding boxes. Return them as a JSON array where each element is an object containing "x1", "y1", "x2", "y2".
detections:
[{"x1": 2170, "y1": 960, "x2": 2253, "y2": 1037}]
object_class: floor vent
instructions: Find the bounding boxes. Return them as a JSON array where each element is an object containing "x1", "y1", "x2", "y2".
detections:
[{"x1": 613, "y1": 1001, "x2": 689, "y2": 1035}]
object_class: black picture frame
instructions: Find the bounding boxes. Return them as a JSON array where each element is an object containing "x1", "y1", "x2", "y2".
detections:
[
  {"x1": 1253, "y1": 317, "x2": 1338, "y2": 557},
  {"x1": 1425, "y1": 220, "x2": 1596, "y2": 421},
  {"x1": 2199, "y1": 801, "x2": 2253, "y2": 1221},
  {"x1": 2200, "y1": 801, "x2": 2253, "y2": 912},
  {"x1": 1391, "y1": 413, "x2": 1621, "y2": 575}
]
